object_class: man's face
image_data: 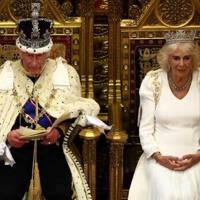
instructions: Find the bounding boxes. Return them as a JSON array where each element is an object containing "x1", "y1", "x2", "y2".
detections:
[{"x1": 20, "y1": 51, "x2": 50, "y2": 77}]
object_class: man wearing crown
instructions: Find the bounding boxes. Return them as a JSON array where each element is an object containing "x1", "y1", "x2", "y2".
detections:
[
  {"x1": 128, "y1": 30, "x2": 200, "y2": 200},
  {"x1": 0, "y1": 3, "x2": 99, "y2": 200}
]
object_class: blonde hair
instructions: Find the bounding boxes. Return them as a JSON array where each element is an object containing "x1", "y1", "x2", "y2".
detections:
[{"x1": 157, "y1": 42, "x2": 200, "y2": 71}]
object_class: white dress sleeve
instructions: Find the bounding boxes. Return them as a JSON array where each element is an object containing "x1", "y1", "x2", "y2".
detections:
[{"x1": 139, "y1": 74, "x2": 160, "y2": 158}]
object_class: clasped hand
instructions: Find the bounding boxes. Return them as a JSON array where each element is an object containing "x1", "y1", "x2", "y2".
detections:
[
  {"x1": 7, "y1": 128, "x2": 60, "y2": 148},
  {"x1": 153, "y1": 152, "x2": 200, "y2": 171}
]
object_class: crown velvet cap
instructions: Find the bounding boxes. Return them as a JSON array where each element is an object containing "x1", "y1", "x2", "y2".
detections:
[
  {"x1": 16, "y1": 3, "x2": 53, "y2": 54},
  {"x1": 164, "y1": 30, "x2": 196, "y2": 45}
]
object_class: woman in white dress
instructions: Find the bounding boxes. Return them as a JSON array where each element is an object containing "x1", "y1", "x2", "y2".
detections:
[{"x1": 128, "y1": 30, "x2": 200, "y2": 200}]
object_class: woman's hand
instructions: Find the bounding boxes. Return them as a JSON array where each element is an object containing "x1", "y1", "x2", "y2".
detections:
[
  {"x1": 7, "y1": 129, "x2": 29, "y2": 148},
  {"x1": 173, "y1": 153, "x2": 200, "y2": 171},
  {"x1": 152, "y1": 152, "x2": 181, "y2": 170},
  {"x1": 41, "y1": 128, "x2": 61, "y2": 145}
]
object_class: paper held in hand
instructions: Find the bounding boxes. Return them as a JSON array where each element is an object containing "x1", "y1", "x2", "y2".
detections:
[
  {"x1": 19, "y1": 113, "x2": 71, "y2": 140},
  {"x1": 19, "y1": 126, "x2": 47, "y2": 140},
  {"x1": 51, "y1": 112, "x2": 71, "y2": 128}
]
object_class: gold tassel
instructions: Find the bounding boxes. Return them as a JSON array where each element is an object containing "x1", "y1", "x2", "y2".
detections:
[
  {"x1": 27, "y1": 179, "x2": 34, "y2": 200},
  {"x1": 26, "y1": 97, "x2": 43, "y2": 200},
  {"x1": 33, "y1": 162, "x2": 42, "y2": 199},
  {"x1": 27, "y1": 140, "x2": 43, "y2": 200}
]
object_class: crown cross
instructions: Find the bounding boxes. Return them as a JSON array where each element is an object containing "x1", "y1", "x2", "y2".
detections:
[
  {"x1": 164, "y1": 30, "x2": 196, "y2": 44},
  {"x1": 31, "y1": 3, "x2": 40, "y2": 40}
]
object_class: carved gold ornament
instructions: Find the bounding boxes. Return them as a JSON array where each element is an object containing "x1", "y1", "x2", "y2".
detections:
[{"x1": 156, "y1": 0, "x2": 194, "y2": 27}]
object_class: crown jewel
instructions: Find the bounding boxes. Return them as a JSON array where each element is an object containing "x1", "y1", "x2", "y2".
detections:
[
  {"x1": 31, "y1": 3, "x2": 40, "y2": 40},
  {"x1": 16, "y1": 2, "x2": 53, "y2": 54},
  {"x1": 164, "y1": 30, "x2": 196, "y2": 44}
]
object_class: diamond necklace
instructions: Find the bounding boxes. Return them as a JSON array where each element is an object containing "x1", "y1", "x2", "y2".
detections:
[{"x1": 168, "y1": 73, "x2": 192, "y2": 91}]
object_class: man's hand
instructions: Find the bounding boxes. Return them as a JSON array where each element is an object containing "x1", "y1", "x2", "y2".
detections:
[
  {"x1": 7, "y1": 129, "x2": 29, "y2": 148},
  {"x1": 41, "y1": 128, "x2": 61, "y2": 145}
]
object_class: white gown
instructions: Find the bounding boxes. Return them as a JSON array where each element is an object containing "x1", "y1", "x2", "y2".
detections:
[{"x1": 128, "y1": 70, "x2": 200, "y2": 200}]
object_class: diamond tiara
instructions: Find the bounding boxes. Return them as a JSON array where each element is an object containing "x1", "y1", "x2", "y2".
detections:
[{"x1": 164, "y1": 30, "x2": 196, "y2": 44}]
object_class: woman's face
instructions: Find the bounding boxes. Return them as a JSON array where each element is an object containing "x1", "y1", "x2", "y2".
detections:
[
  {"x1": 168, "y1": 48, "x2": 193, "y2": 78},
  {"x1": 20, "y1": 51, "x2": 50, "y2": 77}
]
